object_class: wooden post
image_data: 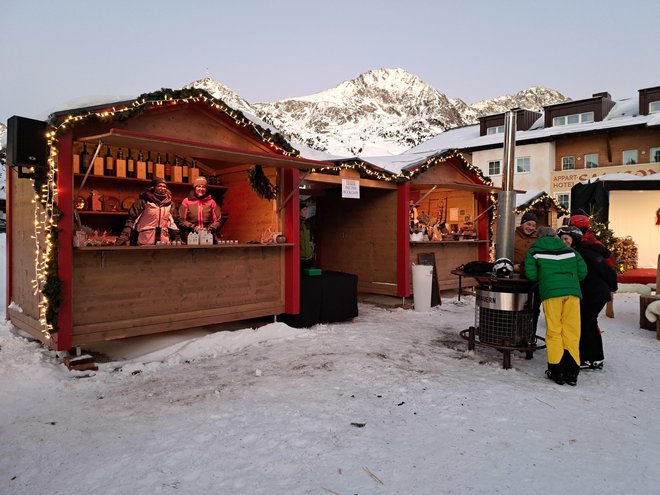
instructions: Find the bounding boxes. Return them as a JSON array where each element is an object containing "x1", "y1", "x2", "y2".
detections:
[{"x1": 639, "y1": 294, "x2": 660, "y2": 331}]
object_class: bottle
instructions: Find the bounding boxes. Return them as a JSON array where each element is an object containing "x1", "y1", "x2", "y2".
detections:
[
  {"x1": 80, "y1": 144, "x2": 91, "y2": 173},
  {"x1": 155, "y1": 153, "x2": 165, "y2": 180},
  {"x1": 182, "y1": 159, "x2": 189, "y2": 183},
  {"x1": 104, "y1": 147, "x2": 115, "y2": 176},
  {"x1": 115, "y1": 147, "x2": 126, "y2": 177},
  {"x1": 190, "y1": 159, "x2": 200, "y2": 183},
  {"x1": 136, "y1": 150, "x2": 147, "y2": 180},
  {"x1": 126, "y1": 149, "x2": 136, "y2": 178},
  {"x1": 164, "y1": 153, "x2": 172, "y2": 181},
  {"x1": 146, "y1": 151, "x2": 154, "y2": 180},
  {"x1": 172, "y1": 157, "x2": 182, "y2": 183}
]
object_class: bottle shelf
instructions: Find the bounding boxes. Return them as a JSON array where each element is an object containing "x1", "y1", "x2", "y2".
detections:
[{"x1": 73, "y1": 173, "x2": 227, "y2": 189}]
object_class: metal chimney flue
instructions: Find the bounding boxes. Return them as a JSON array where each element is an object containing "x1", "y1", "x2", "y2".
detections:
[{"x1": 495, "y1": 110, "x2": 517, "y2": 261}]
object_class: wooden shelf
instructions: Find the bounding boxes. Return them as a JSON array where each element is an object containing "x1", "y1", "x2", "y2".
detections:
[
  {"x1": 76, "y1": 210, "x2": 127, "y2": 215},
  {"x1": 73, "y1": 173, "x2": 227, "y2": 189}
]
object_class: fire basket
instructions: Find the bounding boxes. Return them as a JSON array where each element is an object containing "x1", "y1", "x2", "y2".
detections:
[{"x1": 457, "y1": 273, "x2": 545, "y2": 369}]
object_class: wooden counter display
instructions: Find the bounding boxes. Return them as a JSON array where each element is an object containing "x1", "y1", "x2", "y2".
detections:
[
  {"x1": 71, "y1": 243, "x2": 290, "y2": 344},
  {"x1": 410, "y1": 240, "x2": 488, "y2": 291}
]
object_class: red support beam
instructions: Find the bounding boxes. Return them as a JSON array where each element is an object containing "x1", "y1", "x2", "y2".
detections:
[
  {"x1": 396, "y1": 183, "x2": 411, "y2": 297},
  {"x1": 282, "y1": 168, "x2": 300, "y2": 314},
  {"x1": 52, "y1": 134, "x2": 74, "y2": 351}
]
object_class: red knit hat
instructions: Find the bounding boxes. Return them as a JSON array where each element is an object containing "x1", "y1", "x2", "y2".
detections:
[{"x1": 570, "y1": 215, "x2": 590, "y2": 229}]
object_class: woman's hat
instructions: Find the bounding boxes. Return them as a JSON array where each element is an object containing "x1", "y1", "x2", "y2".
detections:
[
  {"x1": 151, "y1": 177, "x2": 166, "y2": 187},
  {"x1": 193, "y1": 176, "x2": 208, "y2": 187}
]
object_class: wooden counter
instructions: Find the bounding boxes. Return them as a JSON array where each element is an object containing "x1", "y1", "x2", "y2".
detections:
[
  {"x1": 410, "y1": 240, "x2": 488, "y2": 291},
  {"x1": 69, "y1": 244, "x2": 291, "y2": 344}
]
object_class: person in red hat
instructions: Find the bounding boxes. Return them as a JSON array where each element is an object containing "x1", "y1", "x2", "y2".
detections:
[{"x1": 569, "y1": 215, "x2": 615, "y2": 269}]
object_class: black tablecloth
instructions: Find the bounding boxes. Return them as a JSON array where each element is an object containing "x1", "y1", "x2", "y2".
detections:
[{"x1": 280, "y1": 271, "x2": 358, "y2": 328}]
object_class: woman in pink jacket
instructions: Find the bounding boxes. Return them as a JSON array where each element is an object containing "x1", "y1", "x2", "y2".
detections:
[{"x1": 177, "y1": 176, "x2": 223, "y2": 239}]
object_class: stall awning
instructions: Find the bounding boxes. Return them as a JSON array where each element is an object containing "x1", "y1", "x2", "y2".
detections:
[{"x1": 79, "y1": 129, "x2": 334, "y2": 170}]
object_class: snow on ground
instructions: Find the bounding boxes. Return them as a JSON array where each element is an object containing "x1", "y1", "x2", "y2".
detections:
[{"x1": 1, "y1": 231, "x2": 659, "y2": 494}]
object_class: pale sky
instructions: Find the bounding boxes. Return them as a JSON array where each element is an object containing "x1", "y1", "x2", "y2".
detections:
[{"x1": 2, "y1": 0, "x2": 660, "y2": 124}]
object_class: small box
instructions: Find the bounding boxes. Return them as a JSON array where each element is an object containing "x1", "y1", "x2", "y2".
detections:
[
  {"x1": 93, "y1": 156, "x2": 104, "y2": 175},
  {"x1": 136, "y1": 161, "x2": 147, "y2": 179},
  {"x1": 115, "y1": 159, "x2": 127, "y2": 178},
  {"x1": 172, "y1": 165, "x2": 183, "y2": 183},
  {"x1": 303, "y1": 268, "x2": 322, "y2": 276},
  {"x1": 199, "y1": 230, "x2": 213, "y2": 245}
]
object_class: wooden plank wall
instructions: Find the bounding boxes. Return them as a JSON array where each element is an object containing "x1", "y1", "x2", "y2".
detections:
[
  {"x1": 316, "y1": 187, "x2": 398, "y2": 295},
  {"x1": 71, "y1": 246, "x2": 285, "y2": 344},
  {"x1": 220, "y1": 165, "x2": 279, "y2": 243},
  {"x1": 9, "y1": 174, "x2": 42, "y2": 321},
  {"x1": 410, "y1": 242, "x2": 483, "y2": 291}
]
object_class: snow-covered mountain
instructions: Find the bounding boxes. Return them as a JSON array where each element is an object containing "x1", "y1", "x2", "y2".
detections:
[
  {"x1": 0, "y1": 122, "x2": 6, "y2": 149},
  {"x1": 187, "y1": 68, "x2": 568, "y2": 156}
]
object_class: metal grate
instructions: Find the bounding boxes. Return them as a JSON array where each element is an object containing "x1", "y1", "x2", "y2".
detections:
[
  {"x1": 474, "y1": 288, "x2": 535, "y2": 348},
  {"x1": 476, "y1": 307, "x2": 534, "y2": 348}
]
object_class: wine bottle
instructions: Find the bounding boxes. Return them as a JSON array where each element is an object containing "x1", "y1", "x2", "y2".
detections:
[
  {"x1": 80, "y1": 144, "x2": 91, "y2": 173},
  {"x1": 146, "y1": 151, "x2": 154, "y2": 180},
  {"x1": 104, "y1": 147, "x2": 115, "y2": 176},
  {"x1": 126, "y1": 149, "x2": 136, "y2": 178},
  {"x1": 164, "y1": 153, "x2": 172, "y2": 181}
]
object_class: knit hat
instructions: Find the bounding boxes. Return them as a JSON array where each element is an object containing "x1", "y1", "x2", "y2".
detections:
[
  {"x1": 569, "y1": 215, "x2": 590, "y2": 230},
  {"x1": 151, "y1": 177, "x2": 166, "y2": 187},
  {"x1": 520, "y1": 212, "x2": 538, "y2": 225},
  {"x1": 536, "y1": 226, "x2": 556, "y2": 238},
  {"x1": 193, "y1": 176, "x2": 208, "y2": 187}
]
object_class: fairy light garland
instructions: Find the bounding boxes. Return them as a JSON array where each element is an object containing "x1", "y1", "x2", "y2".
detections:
[
  {"x1": 34, "y1": 88, "x2": 302, "y2": 337},
  {"x1": 515, "y1": 193, "x2": 569, "y2": 216},
  {"x1": 309, "y1": 150, "x2": 493, "y2": 185}
]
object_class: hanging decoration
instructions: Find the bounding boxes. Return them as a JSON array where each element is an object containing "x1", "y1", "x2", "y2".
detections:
[{"x1": 248, "y1": 165, "x2": 279, "y2": 200}]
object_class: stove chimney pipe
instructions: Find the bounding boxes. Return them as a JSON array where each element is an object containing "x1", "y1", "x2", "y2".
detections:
[{"x1": 495, "y1": 110, "x2": 517, "y2": 261}]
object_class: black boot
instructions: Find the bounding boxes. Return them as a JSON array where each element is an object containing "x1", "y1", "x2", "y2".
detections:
[
  {"x1": 561, "y1": 351, "x2": 579, "y2": 386},
  {"x1": 545, "y1": 363, "x2": 564, "y2": 385}
]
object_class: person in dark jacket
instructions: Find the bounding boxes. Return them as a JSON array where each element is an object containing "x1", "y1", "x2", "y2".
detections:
[
  {"x1": 558, "y1": 225, "x2": 618, "y2": 370},
  {"x1": 177, "y1": 176, "x2": 223, "y2": 240},
  {"x1": 525, "y1": 226, "x2": 587, "y2": 386},
  {"x1": 569, "y1": 215, "x2": 616, "y2": 269},
  {"x1": 115, "y1": 177, "x2": 180, "y2": 246}
]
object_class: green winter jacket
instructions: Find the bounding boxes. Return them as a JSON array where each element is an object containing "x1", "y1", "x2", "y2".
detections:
[{"x1": 524, "y1": 236, "x2": 587, "y2": 301}]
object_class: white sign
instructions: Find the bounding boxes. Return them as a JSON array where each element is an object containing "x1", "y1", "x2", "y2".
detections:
[{"x1": 342, "y1": 179, "x2": 360, "y2": 199}]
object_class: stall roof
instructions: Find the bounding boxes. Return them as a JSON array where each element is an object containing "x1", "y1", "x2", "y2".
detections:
[{"x1": 79, "y1": 129, "x2": 334, "y2": 170}]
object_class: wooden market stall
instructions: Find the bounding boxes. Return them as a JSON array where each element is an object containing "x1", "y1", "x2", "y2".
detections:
[
  {"x1": 306, "y1": 152, "x2": 495, "y2": 297},
  {"x1": 6, "y1": 89, "x2": 330, "y2": 351}
]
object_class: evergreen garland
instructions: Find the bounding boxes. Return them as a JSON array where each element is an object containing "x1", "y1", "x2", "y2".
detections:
[{"x1": 248, "y1": 165, "x2": 279, "y2": 200}]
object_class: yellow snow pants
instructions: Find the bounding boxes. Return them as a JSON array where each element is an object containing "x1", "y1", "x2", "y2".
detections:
[{"x1": 542, "y1": 295, "x2": 581, "y2": 365}]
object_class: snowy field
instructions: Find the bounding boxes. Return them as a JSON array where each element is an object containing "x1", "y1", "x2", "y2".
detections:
[{"x1": 1, "y1": 233, "x2": 659, "y2": 494}]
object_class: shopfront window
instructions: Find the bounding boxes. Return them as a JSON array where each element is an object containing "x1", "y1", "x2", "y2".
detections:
[
  {"x1": 488, "y1": 160, "x2": 501, "y2": 176},
  {"x1": 556, "y1": 192, "x2": 570, "y2": 210},
  {"x1": 585, "y1": 153, "x2": 599, "y2": 168},
  {"x1": 561, "y1": 156, "x2": 575, "y2": 170},
  {"x1": 623, "y1": 150, "x2": 638, "y2": 165},
  {"x1": 516, "y1": 156, "x2": 531, "y2": 173}
]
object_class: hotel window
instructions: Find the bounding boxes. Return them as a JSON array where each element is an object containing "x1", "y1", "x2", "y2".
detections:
[
  {"x1": 516, "y1": 156, "x2": 531, "y2": 173},
  {"x1": 552, "y1": 112, "x2": 595, "y2": 126},
  {"x1": 486, "y1": 125, "x2": 505, "y2": 135},
  {"x1": 556, "y1": 192, "x2": 570, "y2": 211},
  {"x1": 651, "y1": 147, "x2": 660, "y2": 163},
  {"x1": 561, "y1": 156, "x2": 575, "y2": 170},
  {"x1": 650, "y1": 101, "x2": 660, "y2": 114},
  {"x1": 585, "y1": 153, "x2": 599, "y2": 168},
  {"x1": 488, "y1": 160, "x2": 501, "y2": 175},
  {"x1": 623, "y1": 150, "x2": 638, "y2": 165}
]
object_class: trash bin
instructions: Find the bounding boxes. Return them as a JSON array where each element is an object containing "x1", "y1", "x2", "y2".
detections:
[{"x1": 412, "y1": 264, "x2": 433, "y2": 312}]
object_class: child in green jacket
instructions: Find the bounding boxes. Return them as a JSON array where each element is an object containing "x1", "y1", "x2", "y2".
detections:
[{"x1": 525, "y1": 226, "x2": 587, "y2": 385}]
